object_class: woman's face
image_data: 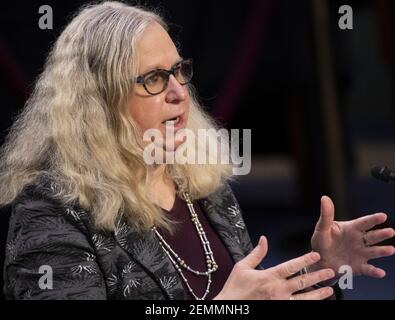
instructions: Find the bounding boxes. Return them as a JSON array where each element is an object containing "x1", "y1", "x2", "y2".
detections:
[{"x1": 128, "y1": 22, "x2": 190, "y2": 151}]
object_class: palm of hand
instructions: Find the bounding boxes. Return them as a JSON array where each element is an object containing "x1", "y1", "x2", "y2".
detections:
[{"x1": 310, "y1": 196, "x2": 395, "y2": 278}]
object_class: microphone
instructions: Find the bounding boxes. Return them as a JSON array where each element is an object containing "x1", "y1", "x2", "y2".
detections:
[{"x1": 371, "y1": 166, "x2": 395, "y2": 183}]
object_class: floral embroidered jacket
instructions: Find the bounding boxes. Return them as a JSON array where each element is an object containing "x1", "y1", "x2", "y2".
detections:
[{"x1": 3, "y1": 177, "x2": 255, "y2": 300}]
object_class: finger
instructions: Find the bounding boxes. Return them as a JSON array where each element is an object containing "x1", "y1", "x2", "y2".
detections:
[
  {"x1": 354, "y1": 213, "x2": 387, "y2": 232},
  {"x1": 274, "y1": 252, "x2": 321, "y2": 278},
  {"x1": 239, "y1": 236, "x2": 268, "y2": 269},
  {"x1": 287, "y1": 268, "x2": 335, "y2": 293},
  {"x1": 366, "y1": 245, "x2": 395, "y2": 260},
  {"x1": 361, "y1": 264, "x2": 386, "y2": 278},
  {"x1": 291, "y1": 287, "x2": 334, "y2": 300},
  {"x1": 315, "y1": 196, "x2": 335, "y2": 232},
  {"x1": 365, "y1": 228, "x2": 395, "y2": 246}
]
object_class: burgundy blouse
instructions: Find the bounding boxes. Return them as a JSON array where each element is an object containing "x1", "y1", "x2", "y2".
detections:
[{"x1": 157, "y1": 194, "x2": 235, "y2": 300}]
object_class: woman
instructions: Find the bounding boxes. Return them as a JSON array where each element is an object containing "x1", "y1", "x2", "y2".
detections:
[{"x1": 0, "y1": 2, "x2": 394, "y2": 300}]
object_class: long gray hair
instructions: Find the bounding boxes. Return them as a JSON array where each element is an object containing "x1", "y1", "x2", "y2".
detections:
[{"x1": 0, "y1": 1, "x2": 233, "y2": 233}]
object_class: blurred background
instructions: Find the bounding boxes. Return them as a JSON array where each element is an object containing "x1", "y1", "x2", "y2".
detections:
[{"x1": 0, "y1": 0, "x2": 394, "y2": 299}]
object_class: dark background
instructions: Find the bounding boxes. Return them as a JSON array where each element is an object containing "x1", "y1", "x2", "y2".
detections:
[{"x1": 0, "y1": 0, "x2": 394, "y2": 299}]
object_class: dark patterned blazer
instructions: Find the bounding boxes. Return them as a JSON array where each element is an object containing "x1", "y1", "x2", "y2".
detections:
[{"x1": 3, "y1": 177, "x2": 255, "y2": 300}]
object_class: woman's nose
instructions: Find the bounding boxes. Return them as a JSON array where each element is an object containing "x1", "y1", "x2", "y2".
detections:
[{"x1": 165, "y1": 75, "x2": 187, "y2": 103}]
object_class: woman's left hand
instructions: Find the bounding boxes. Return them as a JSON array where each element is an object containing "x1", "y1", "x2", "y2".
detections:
[{"x1": 310, "y1": 196, "x2": 395, "y2": 279}]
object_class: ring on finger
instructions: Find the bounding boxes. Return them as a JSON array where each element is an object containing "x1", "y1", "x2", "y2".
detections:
[
  {"x1": 362, "y1": 233, "x2": 370, "y2": 247},
  {"x1": 298, "y1": 278, "x2": 306, "y2": 291}
]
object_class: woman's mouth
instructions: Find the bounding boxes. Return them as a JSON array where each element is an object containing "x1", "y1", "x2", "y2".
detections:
[
  {"x1": 161, "y1": 113, "x2": 185, "y2": 131},
  {"x1": 162, "y1": 116, "x2": 181, "y2": 126}
]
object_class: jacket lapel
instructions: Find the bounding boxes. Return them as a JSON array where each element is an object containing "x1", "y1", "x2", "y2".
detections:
[
  {"x1": 114, "y1": 218, "x2": 187, "y2": 300},
  {"x1": 198, "y1": 187, "x2": 248, "y2": 264}
]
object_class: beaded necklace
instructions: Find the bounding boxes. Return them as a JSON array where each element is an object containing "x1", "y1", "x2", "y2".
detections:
[{"x1": 152, "y1": 191, "x2": 218, "y2": 300}]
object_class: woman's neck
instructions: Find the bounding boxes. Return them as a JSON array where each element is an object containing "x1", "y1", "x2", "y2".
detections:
[{"x1": 148, "y1": 165, "x2": 176, "y2": 211}]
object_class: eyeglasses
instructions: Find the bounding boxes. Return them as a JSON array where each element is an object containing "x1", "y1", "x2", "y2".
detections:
[{"x1": 134, "y1": 58, "x2": 193, "y2": 95}]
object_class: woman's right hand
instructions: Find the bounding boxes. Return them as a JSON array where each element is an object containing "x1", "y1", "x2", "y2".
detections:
[{"x1": 213, "y1": 236, "x2": 336, "y2": 300}]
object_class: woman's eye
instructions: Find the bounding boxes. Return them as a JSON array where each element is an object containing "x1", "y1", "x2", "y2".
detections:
[
  {"x1": 145, "y1": 73, "x2": 160, "y2": 85},
  {"x1": 173, "y1": 65, "x2": 181, "y2": 75}
]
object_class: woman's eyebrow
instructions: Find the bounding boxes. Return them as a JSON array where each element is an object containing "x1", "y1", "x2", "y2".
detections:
[{"x1": 140, "y1": 57, "x2": 183, "y2": 74}]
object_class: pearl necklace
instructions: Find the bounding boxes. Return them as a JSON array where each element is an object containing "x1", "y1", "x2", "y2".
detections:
[{"x1": 152, "y1": 191, "x2": 218, "y2": 300}]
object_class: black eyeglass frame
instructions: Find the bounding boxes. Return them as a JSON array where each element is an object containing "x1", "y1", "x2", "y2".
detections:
[{"x1": 134, "y1": 58, "x2": 193, "y2": 95}]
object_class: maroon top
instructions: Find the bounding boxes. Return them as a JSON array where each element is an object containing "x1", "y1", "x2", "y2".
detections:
[{"x1": 158, "y1": 194, "x2": 235, "y2": 300}]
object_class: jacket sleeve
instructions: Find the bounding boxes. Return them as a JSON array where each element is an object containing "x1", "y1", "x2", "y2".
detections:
[
  {"x1": 225, "y1": 185, "x2": 255, "y2": 255},
  {"x1": 3, "y1": 196, "x2": 107, "y2": 300}
]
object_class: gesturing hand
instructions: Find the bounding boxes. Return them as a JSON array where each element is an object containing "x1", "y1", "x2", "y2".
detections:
[
  {"x1": 311, "y1": 196, "x2": 395, "y2": 278},
  {"x1": 214, "y1": 236, "x2": 336, "y2": 300}
]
